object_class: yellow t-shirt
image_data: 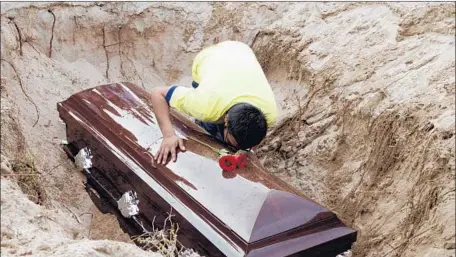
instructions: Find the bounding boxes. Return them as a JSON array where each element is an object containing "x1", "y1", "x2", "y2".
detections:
[{"x1": 166, "y1": 41, "x2": 277, "y2": 127}]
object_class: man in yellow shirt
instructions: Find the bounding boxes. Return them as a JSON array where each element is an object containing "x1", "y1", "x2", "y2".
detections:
[{"x1": 150, "y1": 41, "x2": 277, "y2": 164}]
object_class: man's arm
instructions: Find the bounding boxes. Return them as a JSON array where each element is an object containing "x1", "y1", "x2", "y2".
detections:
[{"x1": 149, "y1": 86, "x2": 185, "y2": 164}]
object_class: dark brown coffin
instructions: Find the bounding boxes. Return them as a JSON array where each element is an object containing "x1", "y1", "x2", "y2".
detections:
[{"x1": 57, "y1": 82, "x2": 357, "y2": 257}]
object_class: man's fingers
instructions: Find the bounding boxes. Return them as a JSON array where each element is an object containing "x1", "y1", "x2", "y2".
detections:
[
  {"x1": 161, "y1": 149, "x2": 169, "y2": 164},
  {"x1": 153, "y1": 138, "x2": 183, "y2": 165},
  {"x1": 178, "y1": 138, "x2": 186, "y2": 151},
  {"x1": 156, "y1": 147, "x2": 163, "y2": 164},
  {"x1": 154, "y1": 147, "x2": 159, "y2": 160},
  {"x1": 170, "y1": 147, "x2": 177, "y2": 162},
  {"x1": 155, "y1": 147, "x2": 161, "y2": 161}
]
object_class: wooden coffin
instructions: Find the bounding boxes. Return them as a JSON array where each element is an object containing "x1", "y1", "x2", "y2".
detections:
[{"x1": 57, "y1": 82, "x2": 357, "y2": 257}]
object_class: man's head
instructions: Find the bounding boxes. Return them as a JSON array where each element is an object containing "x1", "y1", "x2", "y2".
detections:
[{"x1": 223, "y1": 103, "x2": 267, "y2": 150}]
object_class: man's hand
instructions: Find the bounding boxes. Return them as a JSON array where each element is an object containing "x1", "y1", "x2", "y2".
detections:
[
  {"x1": 150, "y1": 86, "x2": 187, "y2": 164},
  {"x1": 155, "y1": 134, "x2": 186, "y2": 164}
]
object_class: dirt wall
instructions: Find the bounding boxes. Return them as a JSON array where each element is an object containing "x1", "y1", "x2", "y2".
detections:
[{"x1": 1, "y1": 2, "x2": 455, "y2": 257}]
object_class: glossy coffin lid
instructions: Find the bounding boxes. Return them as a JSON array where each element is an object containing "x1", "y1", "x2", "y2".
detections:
[{"x1": 57, "y1": 82, "x2": 356, "y2": 256}]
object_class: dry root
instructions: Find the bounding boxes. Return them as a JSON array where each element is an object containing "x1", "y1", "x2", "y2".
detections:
[
  {"x1": 132, "y1": 210, "x2": 200, "y2": 257},
  {"x1": 2, "y1": 151, "x2": 48, "y2": 206}
]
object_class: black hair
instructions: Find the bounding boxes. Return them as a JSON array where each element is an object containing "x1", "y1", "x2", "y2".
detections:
[{"x1": 227, "y1": 103, "x2": 267, "y2": 150}]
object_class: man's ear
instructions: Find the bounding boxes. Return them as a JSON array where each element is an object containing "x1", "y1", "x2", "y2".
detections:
[{"x1": 224, "y1": 114, "x2": 229, "y2": 127}]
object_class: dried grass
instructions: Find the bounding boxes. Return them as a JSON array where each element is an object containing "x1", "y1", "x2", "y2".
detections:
[
  {"x1": 7, "y1": 150, "x2": 48, "y2": 206},
  {"x1": 131, "y1": 210, "x2": 199, "y2": 257}
]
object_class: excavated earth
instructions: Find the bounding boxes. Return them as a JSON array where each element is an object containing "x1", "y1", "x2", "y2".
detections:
[{"x1": 1, "y1": 2, "x2": 455, "y2": 257}]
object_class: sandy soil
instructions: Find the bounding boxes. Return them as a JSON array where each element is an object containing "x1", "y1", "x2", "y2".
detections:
[
  {"x1": 1, "y1": 2, "x2": 454, "y2": 257},
  {"x1": 1, "y1": 177, "x2": 164, "y2": 257}
]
